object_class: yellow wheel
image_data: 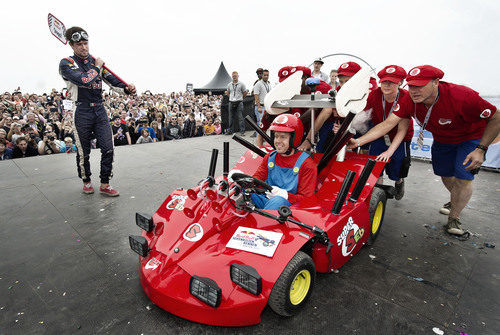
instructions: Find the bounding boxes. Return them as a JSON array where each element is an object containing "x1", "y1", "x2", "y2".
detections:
[
  {"x1": 268, "y1": 251, "x2": 316, "y2": 316},
  {"x1": 368, "y1": 188, "x2": 387, "y2": 245},
  {"x1": 289, "y1": 269, "x2": 311, "y2": 305},
  {"x1": 371, "y1": 202, "x2": 384, "y2": 235}
]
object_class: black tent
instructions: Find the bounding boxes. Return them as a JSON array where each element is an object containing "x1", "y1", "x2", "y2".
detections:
[{"x1": 193, "y1": 62, "x2": 232, "y2": 95}]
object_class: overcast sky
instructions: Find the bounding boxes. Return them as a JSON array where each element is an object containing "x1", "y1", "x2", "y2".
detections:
[{"x1": 1, "y1": 0, "x2": 499, "y2": 96}]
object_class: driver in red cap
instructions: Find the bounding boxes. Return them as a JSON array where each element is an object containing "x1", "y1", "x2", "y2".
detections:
[
  {"x1": 252, "y1": 114, "x2": 317, "y2": 210},
  {"x1": 348, "y1": 65, "x2": 500, "y2": 236}
]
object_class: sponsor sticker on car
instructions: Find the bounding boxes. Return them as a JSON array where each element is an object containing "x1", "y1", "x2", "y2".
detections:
[
  {"x1": 337, "y1": 217, "x2": 364, "y2": 257},
  {"x1": 166, "y1": 195, "x2": 188, "y2": 211},
  {"x1": 226, "y1": 227, "x2": 283, "y2": 257}
]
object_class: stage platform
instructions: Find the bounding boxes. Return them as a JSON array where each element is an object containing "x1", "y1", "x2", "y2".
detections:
[{"x1": 1, "y1": 133, "x2": 498, "y2": 334}]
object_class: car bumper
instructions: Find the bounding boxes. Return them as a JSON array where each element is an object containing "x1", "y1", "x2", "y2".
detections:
[{"x1": 138, "y1": 258, "x2": 267, "y2": 326}]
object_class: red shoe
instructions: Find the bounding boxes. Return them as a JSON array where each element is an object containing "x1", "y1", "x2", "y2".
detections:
[
  {"x1": 83, "y1": 182, "x2": 94, "y2": 194},
  {"x1": 100, "y1": 185, "x2": 120, "y2": 197}
]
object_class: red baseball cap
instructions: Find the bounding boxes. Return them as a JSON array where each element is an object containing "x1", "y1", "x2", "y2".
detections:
[
  {"x1": 406, "y1": 65, "x2": 444, "y2": 86},
  {"x1": 337, "y1": 61, "x2": 361, "y2": 77},
  {"x1": 278, "y1": 66, "x2": 292, "y2": 82},
  {"x1": 278, "y1": 66, "x2": 311, "y2": 82},
  {"x1": 378, "y1": 65, "x2": 407, "y2": 83},
  {"x1": 295, "y1": 66, "x2": 312, "y2": 77}
]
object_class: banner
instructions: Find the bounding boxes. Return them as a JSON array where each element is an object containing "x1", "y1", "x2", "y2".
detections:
[{"x1": 410, "y1": 121, "x2": 500, "y2": 169}]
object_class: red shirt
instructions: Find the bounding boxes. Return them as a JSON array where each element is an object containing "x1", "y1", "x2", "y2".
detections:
[
  {"x1": 365, "y1": 87, "x2": 414, "y2": 141},
  {"x1": 393, "y1": 82, "x2": 497, "y2": 144},
  {"x1": 260, "y1": 80, "x2": 332, "y2": 131},
  {"x1": 253, "y1": 151, "x2": 317, "y2": 204}
]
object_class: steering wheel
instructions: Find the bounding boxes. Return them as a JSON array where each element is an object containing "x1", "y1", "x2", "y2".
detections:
[{"x1": 230, "y1": 173, "x2": 273, "y2": 192}]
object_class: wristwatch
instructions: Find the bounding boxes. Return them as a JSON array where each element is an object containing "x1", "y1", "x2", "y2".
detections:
[{"x1": 476, "y1": 144, "x2": 488, "y2": 153}]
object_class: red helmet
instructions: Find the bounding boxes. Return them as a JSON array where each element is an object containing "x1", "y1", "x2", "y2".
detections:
[{"x1": 269, "y1": 114, "x2": 304, "y2": 148}]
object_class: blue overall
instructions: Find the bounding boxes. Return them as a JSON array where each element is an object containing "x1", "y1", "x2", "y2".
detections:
[{"x1": 251, "y1": 151, "x2": 310, "y2": 210}]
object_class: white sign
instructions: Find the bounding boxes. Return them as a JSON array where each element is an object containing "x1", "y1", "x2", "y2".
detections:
[
  {"x1": 62, "y1": 100, "x2": 73, "y2": 111},
  {"x1": 226, "y1": 227, "x2": 283, "y2": 257}
]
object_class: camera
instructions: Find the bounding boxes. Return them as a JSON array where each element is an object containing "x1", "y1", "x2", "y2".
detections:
[{"x1": 48, "y1": 136, "x2": 55, "y2": 141}]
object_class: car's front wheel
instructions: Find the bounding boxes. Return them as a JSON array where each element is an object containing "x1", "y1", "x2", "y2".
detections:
[
  {"x1": 368, "y1": 187, "x2": 387, "y2": 245},
  {"x1": 268, "y1": 251, "x2": 316, "y2": 316}
]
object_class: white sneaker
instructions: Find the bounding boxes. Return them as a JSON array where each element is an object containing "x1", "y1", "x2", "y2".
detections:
[{"x1": 439, "y1": 202, "x2": 451, "y2": 215}]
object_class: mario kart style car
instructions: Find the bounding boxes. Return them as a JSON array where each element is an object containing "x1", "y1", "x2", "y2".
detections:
[{"x1": 129, "y1": 68, "x2": 394, "y2": 326}]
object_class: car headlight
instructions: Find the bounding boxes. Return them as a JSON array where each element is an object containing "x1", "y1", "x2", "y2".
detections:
[
  {"x1": 129, "y1": 235, "x2": 149, "y2": 257},
  {"x1": 189, "y1": 275, "x2": 222, "y2": 308},
  {"x1": 230, "y1": 263, "x2": 262, "y2": 296},
  {"x1": 136, "y1": 212, "x2": 154, "y2": 232}
]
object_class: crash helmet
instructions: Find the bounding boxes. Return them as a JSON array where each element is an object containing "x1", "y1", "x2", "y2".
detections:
[{"x1": 269, "y1": 114, "x2": 304, "y2": 150}]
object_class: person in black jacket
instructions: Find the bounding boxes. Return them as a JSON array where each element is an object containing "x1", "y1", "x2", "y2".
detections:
[{"x1": 12, "y1": 136, "x2": 39, "y2": 158}]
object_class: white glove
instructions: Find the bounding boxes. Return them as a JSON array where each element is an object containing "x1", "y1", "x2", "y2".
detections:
[{"x1": 266, "y1": 186, "x2": 288, "y2": 200}]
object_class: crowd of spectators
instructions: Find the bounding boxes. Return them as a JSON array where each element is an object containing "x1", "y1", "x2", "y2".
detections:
[{"x1": 0, "y1": 89, "x2": 223, "y2": 160}]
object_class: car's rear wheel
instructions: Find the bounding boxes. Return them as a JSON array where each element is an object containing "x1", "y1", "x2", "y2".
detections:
[
  {"x1": 368, "y1": 187, "x2": 387, "y2": 245},
  {"x1": 268, "y1": 251, "x2": 316, "y2": 316}
]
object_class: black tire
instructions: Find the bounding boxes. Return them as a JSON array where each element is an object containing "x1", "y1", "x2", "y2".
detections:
[
  {"x1": 268, "y1": 251, "x2": 316, "y2": 317},
  {"x1": 367, "y1": 187, "x2": 387, "y2": 245}
]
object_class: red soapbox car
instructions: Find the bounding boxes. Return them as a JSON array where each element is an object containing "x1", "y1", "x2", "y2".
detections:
[{"x1": 129, "y1": 68, "x2": 394, "y2": 326}]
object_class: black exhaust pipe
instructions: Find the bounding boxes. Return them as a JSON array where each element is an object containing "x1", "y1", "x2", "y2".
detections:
[
  {"x1": 348, "y1": 159, "x2": 376, "y2": 203},
  {"x1": 331, "y1": 170, "x2": 356, "y2": 215},
  {"x1": 244, "y1": 115, "x2": 275, "y2": 149},
  {"x1": 321, "y1": 112, "x2": 356, "y2": 155},
  {"x1": 208, "y1": 148, "x2": 218, "y2": 178},
  {"x1": 232, "y1": 134, "x2": 266, "y2": 157},
  {"x1": 223, "y1": 142, "x2": 229, "y2": 178}
]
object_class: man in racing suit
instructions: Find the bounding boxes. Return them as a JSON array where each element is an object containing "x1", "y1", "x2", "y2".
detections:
[
  {"x1": 59, "y1": 26, "x2": 136, "y2": 196},
  {"x1": 252, "y1": 114, "x2": 317, "y2": 210}
]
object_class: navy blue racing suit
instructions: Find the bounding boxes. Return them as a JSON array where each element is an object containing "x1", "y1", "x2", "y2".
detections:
[{"x1": 59, "y1": 55, "x2": 129, "y2": 184}]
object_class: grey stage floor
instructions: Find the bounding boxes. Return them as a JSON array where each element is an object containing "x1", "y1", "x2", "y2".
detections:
[{"x1": 0, "y1": 134, "x2": 498, "y2": 335}]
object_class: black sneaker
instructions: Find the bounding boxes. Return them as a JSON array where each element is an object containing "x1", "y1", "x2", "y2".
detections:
[
  {"x1": 394, "y1": 180, "x2": 405, "y2": 200},
  {"x1": 439, "y1": 202, "x2": 451, "y2": 215}
]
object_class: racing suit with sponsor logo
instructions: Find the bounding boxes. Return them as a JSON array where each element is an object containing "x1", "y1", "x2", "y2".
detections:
[{"x1": 59, "y1": 55, "x2": 129, "y2": 184}]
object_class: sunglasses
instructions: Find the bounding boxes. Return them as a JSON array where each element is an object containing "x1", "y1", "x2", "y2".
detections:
[{"x1": 71, "y1": 31, "x2": 89, "y2": 43}]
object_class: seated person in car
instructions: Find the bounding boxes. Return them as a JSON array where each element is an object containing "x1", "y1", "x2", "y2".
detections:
[{"x1": 251, "y1": 114, "x2": 317, "y2": 210}]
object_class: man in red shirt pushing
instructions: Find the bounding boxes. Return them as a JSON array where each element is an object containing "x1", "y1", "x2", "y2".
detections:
[
  {"x1": 364, "y1": 65, "x2": 414, "y2": 200},
  {"x1": 348, "y1": 65, "x2": 500, "y2": 236},
  {"x1": 252, "y1": 114, "x2": 317, "y2": 210}
]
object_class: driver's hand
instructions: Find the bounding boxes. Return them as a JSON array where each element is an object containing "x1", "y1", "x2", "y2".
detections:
[{"x1": 266, "y1": 186, "x2": 288, "y2": 200}]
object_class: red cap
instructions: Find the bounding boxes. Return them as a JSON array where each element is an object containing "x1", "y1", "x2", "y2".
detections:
[
  {"x1": 378, "y1": 65, "x2": 407, "y2": 83},
  {"x1": 295, "y1": 66, "x2": 311, "y2": 77},
  {"x1": 406, "y1": 65, "x2": 444, "y2": 86},
  {"x1": 337, "y1": 61, "x2": 361, "y2": 77},
  {"x1": 278, "y1": 66, "x2": 310, "y2": 82}
]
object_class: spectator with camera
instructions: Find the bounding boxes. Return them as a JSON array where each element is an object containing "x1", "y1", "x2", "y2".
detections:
[
  {"x1": 137, "y1": 116, "x2": 157, "y2": 142},
  {"x1": 38, "y1": 130, "x2": 65, "y2": 155}
]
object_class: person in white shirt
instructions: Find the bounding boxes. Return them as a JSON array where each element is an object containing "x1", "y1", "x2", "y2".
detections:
[{"x1": 312, "y1": 58, "x2": 329, "y2": 83}]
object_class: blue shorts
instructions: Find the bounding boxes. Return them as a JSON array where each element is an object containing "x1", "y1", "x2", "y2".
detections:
[
  {"x1": 431, "y1": 139, "x2": 480, "y2": 180},
  {"x1": 369, "y1": 138, "x2": 410, "y2": 181}
]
